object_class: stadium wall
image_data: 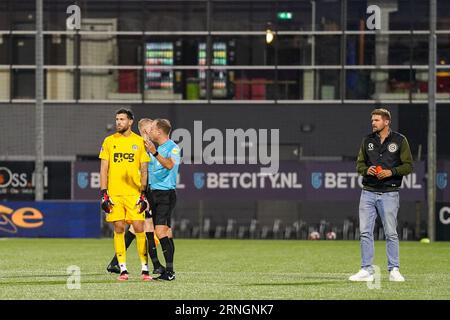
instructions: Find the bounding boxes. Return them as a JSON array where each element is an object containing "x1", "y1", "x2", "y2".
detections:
[
  {"x1": 1, "y1": 103, "x2": 399, "y2": 158},
  {"x1": 2, "y1": 103, "x2": 450, "y2": 159}
]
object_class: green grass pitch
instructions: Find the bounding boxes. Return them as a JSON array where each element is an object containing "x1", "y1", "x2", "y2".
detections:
[{"x1": 0, "y1": 238, "x2": 449, "y2": 300}]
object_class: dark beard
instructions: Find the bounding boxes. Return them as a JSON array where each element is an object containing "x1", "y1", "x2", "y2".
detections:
[
  {"x1": 117, "y1": 127, "x2": 129, "y2": 134},
  {"x1": 373, "y1": 126, "x2": 384, "y2": 134}
]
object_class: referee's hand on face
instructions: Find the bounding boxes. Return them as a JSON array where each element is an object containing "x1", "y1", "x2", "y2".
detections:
[{"x1": 145, "y1": 140, "x2": 157, "y2": 154}]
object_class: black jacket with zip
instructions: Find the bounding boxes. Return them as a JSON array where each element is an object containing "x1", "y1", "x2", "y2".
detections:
[{"x1": 356, "y1": 130, "x2": 413, "y2": 192}]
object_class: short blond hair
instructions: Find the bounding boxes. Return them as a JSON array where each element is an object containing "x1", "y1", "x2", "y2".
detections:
[
  {"x1": 138, "y1": 118, "x2": 153, "y2": 131},
  {"x1": 371, "y1": 108, "x2": 391, "y2": 121}
]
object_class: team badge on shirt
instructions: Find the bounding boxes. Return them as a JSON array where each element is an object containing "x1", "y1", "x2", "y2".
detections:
[
  {"x1": 172, "y1": 147, "x2": 180, "y2": 155},
  {"x1": 388, "y1": 143, "x2": 398, "y2": 153},
  {"x1": 368, "y1": 143, "x2": 374, "y2": 151},
  {"x1": 132, "y1": 144, "x2": 138, "y2": 151}
]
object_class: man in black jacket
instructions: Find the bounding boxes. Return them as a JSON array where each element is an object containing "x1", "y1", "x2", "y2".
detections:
[{"x1": 349, "y1": 108, "x2": 413, "y2": 282}]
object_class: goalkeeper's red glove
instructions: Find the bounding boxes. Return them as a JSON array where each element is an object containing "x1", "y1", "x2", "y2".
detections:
[
  {"x1": 100, "y1": 189, "x2": 114, "y2": 213},
  {"x1": 136, "y1": 191, "x2": 148, "y2": 213}
]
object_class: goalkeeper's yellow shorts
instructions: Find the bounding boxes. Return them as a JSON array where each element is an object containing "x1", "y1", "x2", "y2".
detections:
[{"x1": 105, "y1": 195, "x2": 145, "y2": 223}]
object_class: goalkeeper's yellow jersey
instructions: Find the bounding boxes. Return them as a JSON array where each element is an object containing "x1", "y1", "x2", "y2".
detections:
[{"x1": 99, "y1": 132, "x2": 150, "y2": 196}]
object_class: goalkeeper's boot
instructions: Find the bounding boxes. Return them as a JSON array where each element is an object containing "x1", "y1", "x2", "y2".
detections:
[
  {"x1": 117, "y1": 270, "x2": 129, "y2": 281},
  {"x1": 141, "y1": 271, "x2": 153, "y2": 282},
  {"x1": 152, "y1": 265, "x2": 166, "y2": 275},
  {"x1": 107, "y1": 262, "x2": 121, "y2": 274},
  {"x1": 155, "y1": 270, "x2": 175, "y2": 281}
]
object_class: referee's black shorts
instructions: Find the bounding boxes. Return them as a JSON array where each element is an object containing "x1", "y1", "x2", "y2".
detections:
[{"x1": 147, "y1": 189, "x2": 176, "y2": 227}]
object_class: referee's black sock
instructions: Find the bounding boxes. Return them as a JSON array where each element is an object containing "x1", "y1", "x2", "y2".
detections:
[
  {"x1": 169, "y1": 237, "x2": 175, "y2": 255},
  {"x1": 159, "y1": 236, "x2": 174, "y2": 272},
  {"x1": 125, "y1": 229, "x2": 136, "y2": 249},
  {"x1": 146, "y1": 232, "x2": 162, "y2": 268},
  {"x1": 110, "y1": 230, "x2": 135, "y2": 266}
]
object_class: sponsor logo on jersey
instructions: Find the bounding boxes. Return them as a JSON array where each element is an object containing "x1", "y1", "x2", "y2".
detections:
[
  {"x1": 172, "y1": 147, "x2": 180, "y2": 155},
  {"x1": 114, "y1": 153, "x2": 135, "y2": 163}
]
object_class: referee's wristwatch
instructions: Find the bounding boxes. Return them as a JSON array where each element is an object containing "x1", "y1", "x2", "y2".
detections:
[{"x1": 152, "y1": 151, "x2": 159, "y2": 157}]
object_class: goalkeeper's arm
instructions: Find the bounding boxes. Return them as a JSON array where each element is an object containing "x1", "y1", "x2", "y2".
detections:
[
  {"x1": 100, "y1": 159, "x2": 113, "y2": 213},
  {"x1": 100, "y1": 159, "x2": 109, "y2": 191},
  {"x1": 136, "y1": 162, "x2": 149, "y2": 213},
  {"x1": 139, "y1": 161, "x2": 148, "y2": 193}
]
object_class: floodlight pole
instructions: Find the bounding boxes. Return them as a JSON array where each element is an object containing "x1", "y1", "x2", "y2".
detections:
[
  {"x1": 35, "y1": 0, "x2": 45, "y2": 200},
  {"x1": 427, "y1": 0, "x2": 437, "y2": 241}
]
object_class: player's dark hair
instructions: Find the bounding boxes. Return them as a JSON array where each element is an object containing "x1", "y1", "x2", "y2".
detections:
[
  {"x1": 116, "y1": 108, "x2": 134, "y2": 120},
  {"x1": 154, "y1": 119, "x2": 172, "y2": 135}
]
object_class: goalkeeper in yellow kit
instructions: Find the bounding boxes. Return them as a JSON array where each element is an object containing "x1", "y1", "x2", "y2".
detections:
[
  {"x1": 106, "y1": 118, "x2": 165, "y2": 275},
  {"x1": 99, "y1": 108, "x2": 152, "y2": 281}
]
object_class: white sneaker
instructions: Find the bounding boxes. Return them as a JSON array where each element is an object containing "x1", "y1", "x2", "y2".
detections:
[
  {"x1": 389, "y1": 267, "x2": 405, "y2": 282},
  {"x1": 349, "y1": 269, "x2": 374, "y2": 282}
]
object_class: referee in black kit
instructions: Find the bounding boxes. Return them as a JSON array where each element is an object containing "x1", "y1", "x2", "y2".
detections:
[{"x1": 145, "y1": 119, "x2": 181, "y2": 281}]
